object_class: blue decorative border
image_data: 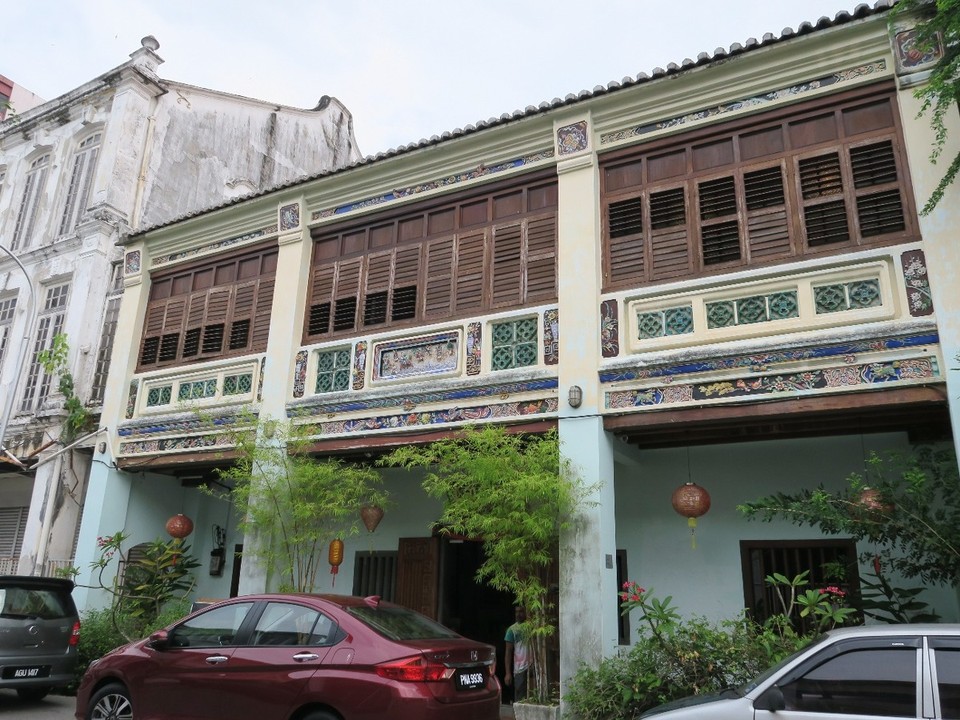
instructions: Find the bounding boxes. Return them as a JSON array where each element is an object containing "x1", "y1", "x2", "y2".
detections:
[
  {"x1": 599, "y1": 334, "x2": 938, "y2": 384},
  {"x1": 150, "y1": 228, "x2": 270, "y2": 267}
]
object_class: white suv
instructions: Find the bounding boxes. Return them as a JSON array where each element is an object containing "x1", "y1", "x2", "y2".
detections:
[
  {"x1": 643, "y1": 624, "x2": 960, "y2": 719},
  {"x1": 0, "y1": 576, "x2": 80, "y2": 701}
]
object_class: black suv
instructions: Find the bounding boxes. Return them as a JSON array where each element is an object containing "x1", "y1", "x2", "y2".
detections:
[{"x1": 0, "y1": 575, "x2": 80, "y2": 701}]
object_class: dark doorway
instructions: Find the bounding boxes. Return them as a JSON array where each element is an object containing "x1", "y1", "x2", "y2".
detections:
[{"x1": 437, "y1": 539, "x2": 516, "y2": 702}]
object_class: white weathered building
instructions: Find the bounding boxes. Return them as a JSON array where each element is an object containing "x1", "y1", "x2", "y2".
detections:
[{"x1": 0, "y1": 36, "x2": 361, "y2": 575}]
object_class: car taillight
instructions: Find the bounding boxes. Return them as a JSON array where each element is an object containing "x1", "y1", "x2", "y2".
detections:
[
  {"x1": 69, "y1": 620, "x2": 80, "y2": 647},
  {"x1": 375, "y1": 656, "x2": 453, "y2": 682}
]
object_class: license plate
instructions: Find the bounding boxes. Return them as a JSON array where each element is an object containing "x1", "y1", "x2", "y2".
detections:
[
  {"x1": 2, "y1": 665, "x2": 50, "y2": 679},
  {"x1": 455, "y1": 668, "x2": 486, "y2": 691}
]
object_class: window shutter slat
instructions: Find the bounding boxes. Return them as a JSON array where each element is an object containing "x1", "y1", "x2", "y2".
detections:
[
  {"x1": 525, "y1": 215, "x2": 557, "y2": 301},
  {"x1": 491, "y1": 223, "x2": 522, "y2": 307},
  {"x1": 424, "y1": 238, "x2": 454, "y2": 317},
  {"x1": 251, "y1": 278, "x2": 274, "y2": 349},
  {"x1": 455, "y1": 231, "x2": 486, "y2": 312}
]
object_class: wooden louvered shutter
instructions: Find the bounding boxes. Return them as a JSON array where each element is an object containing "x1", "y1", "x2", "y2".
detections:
[
  {"x1": 744, "y1": 164, "x2": 794, "y2": 261},
  {"x1": 307, "y1": 264, "x2": 335, "y2": 338},
  {"x1": 229, "y1": 282, "x2": 256, "y2": 351},
  {"x1": 491, "y1": 222, "x2": 522, "y2": 307},
  {"x1": 363, "y1": 252, "x2": 393, "y2": 327},
  {"x1": 525, "y1": 214, "x2": 557, "y2": 301},
  {"x1": 455, "y1": 231, "x2": 486, "y2": 312},
  {"x1": 606, "y1": 196, "x2": 645, "y2": 285},
  {"x1": 251, "y1": 278, "x2": 274, "y2": 351},
  {"x1": 158, "y1": 299, "x2": 186, "y2": 363},
  {"x1": 849, "y1": 140, "x2": 905, "y2": 239},
  {"x1": 201, "y1": 288, "x2": 231, "y2": 355},
  {"x1": 333, "y1": 259, "x2": 361, "y2": 332},
  {"x1": 424, "y1": 237, "x2": 454, "y2": 318},
  {"x1": 140, "y1": 303, "x2": 167, "y2": 366},
  {"x1": 182, "y1": 293, "x2": 207, "y2": 357},
  {"x1": 697, "y1": 175, "x2": 741, "y2": 267},
  {"x1": 799, "y1": 151, "x2": 850, "y2": 247},
  {"x1": 392, "y1": 246, "x2": 420, "y2": 321},
  {"x1": 648, "y1": 186, "x2": 691, "y2": 281}
]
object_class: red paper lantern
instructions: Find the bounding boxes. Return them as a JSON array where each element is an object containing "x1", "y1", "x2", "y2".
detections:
[
  {"x1": 165, "y1": 514, "x2": 194, "y2": 539},
  {"x1": 671, "y1": 482, "x2": 711, "y2": 549}
]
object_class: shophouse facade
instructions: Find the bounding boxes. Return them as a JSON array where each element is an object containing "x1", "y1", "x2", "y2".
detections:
[
  {"x1": 0, "y1": 37, "x2": 361, "y2": 577},
  {"x1": 76, "y1": 1, "x2": 960, "y2": 700}
]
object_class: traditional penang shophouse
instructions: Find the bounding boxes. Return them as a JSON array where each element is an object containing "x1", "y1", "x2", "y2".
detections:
[
  {"x1": 0, "y1": 37, "x2": 361, "y2": 577},
  {"x1": 77, "y1": 0, "x2": 960, "y2": 696}
]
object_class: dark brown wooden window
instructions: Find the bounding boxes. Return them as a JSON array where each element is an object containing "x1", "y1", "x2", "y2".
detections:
[
  {"x1": 601, "y1": 83, "x2": 918, "y2": 291},
  {"x1": 740, "y1": 539, "x2": 861, "y2": 631},
  {"x1": 305, "y1": 176, "x2": 557, "y2": 341},
  {"x1": 138, "y1": 243, "x2": 277, "y2": 370}
]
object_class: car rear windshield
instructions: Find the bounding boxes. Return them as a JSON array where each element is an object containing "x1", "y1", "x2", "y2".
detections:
[
  {"x1": 0, "y1": 587, "x2": 74, "y2": 620},
  {"x1": 349, "y1": 606, "x2": 460, "y2": 641}
]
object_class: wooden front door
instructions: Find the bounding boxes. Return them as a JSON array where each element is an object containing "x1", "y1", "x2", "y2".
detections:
[{"x1": 395, "y1": 536, "x2": 440, "y2": 619}]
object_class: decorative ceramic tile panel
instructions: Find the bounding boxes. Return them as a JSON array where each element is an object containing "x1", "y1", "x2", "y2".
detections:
[
  {"x1": 600, "y1": 300, "x2": 620, "y2": 358},
  {"x1": 353, "y1": 341, "x2": 368, "y2": 390},
  {"x1": 125, "y1": 380, "x2": 139, "y2": 419},
  {"x1": 543, "y1": 309, "x2": 559, "y2": 365},
  {"x1": 279, "y1": 202, "x2": 300, "y2": 231},
  {"x1": 638, "y1": 305, "x2": 694, "y2": 339},
  {"x1": 895, "y1": 28, "x2": 943, "y2": 73},
  {"x1": 223, "y1": 374, "x2": 253, "y2": 396},
  {"x1": 257, "y1": 357, "x2": 266, "y2": 401},
  {"x1": 901, "y1": 250, "x2": 933, "y2": 317},
  {"x1": 374, "y1": 332, "x2": 459, "y2": 381},
  {"x1": 466, "y1": 322, "x2": 482, "y2": 375},
  {"x1": 316, "y1": 349, "x2": 351, "y2": 393},
  {"x1": 146, "y1": 386, "x2": 172, "y2": 407},
  {"x1": 178, "y1": 379, "x2": 218, "y2": 401},
  {"x1": 124, "y1": 250, "x2": 141, "y2": 275},
  {"x1": 557, "y1": 121, "x2": 589, "y2": 156},
  {"x1": 813, "y1": 279, "x2": 881, "y2": 314},
  {"x1": 293, "y1": 350, "x2": 309, "y2": 398},
  {"x1": 704, "y1": 290, "x2": 799, "y2": 329},
  {"x1": 492, "y1": 319, "x2": 538, "y2": 371}
]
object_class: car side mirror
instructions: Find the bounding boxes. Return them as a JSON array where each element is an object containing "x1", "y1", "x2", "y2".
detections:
[
  {"x1": 148, "y1": 629, "x2": 170, "y2": 651},
  {"x1": 755, "y1": 685, "x2": 786, "y2": 712}
]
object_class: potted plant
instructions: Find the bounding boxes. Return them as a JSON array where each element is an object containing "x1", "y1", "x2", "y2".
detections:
[{"x1": 381, "y1": 425, "x2": 588, "y2": 716}]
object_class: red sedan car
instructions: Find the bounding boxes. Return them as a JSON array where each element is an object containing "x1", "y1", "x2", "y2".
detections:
[{"x1": 75, "y1": 594, "x2": 500, "y2": 720}]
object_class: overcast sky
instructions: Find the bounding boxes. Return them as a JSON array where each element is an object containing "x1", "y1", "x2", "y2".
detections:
[{"x1": 6, "y1": 1, "x2": 863, "y2": 157}]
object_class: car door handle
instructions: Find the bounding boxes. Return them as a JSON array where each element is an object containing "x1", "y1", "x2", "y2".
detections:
[
  {"x1": 205, "y1": 655, "x2": 230, "y2": 664},
  {"x1": 293, "y1": 652, "x2": 319, "y2": 662}
]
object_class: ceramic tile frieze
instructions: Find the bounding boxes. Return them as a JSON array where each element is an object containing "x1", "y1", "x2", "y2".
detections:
[
  {"x1": 373, "y1": 332, "x2": 459, "y2": 381},
  {"x1": 312, "y1": 151, "x2": 554, "y2": 220},
  {"x1": 606, "y1": 356, "x2": 939, "y2": 410},
  {"x1": 466, "y1": 322, "x2": 482, "y2": 375},
  {"x1": 601, "y1": 61, "x2": 885, "y2": 145},
  {"x1": 901, "y1": 249, "x2": 934, "y2": 317},
  {"x1": 353, "y1": 341, "x2": 368, "y2": 390},
  {"x1": 151, "y1": 229, "x2": 268, "y2": 267},
  {"x1": 543, "y1": 309, "x2": 559, "y2": 365},
  {"x1": 292, "y1": 350, "x2": 308, "y2": 398},
  {"x1": 279, "y1": 202, "x2": 300, "y2": 231},
  {"x1": 600, "y1": 300, "x2": 620, "y2": 358}
]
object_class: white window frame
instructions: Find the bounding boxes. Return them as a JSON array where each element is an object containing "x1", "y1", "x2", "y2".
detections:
[
  {"x1": 59, "y1": 133, "x2": 101, "y2": 236},
  {"x1": 12, "y1": 153, "x2": 50, "y2": 250},
  {"x1": 0, "y1": 296, "x2": 17, "y2": 373},
  {"x1": 20, "y1": 283, "x2": 70, "y2": 413}
]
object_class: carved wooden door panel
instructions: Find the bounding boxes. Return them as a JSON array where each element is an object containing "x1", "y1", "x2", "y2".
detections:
[{"x1": 395, "y1": 536, "x2": 439, "y2": 619}]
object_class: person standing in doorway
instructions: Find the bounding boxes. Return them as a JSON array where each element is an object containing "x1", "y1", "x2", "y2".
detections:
[{"x1": 504, "y1": 606, "x2": 528, "y2": 703}]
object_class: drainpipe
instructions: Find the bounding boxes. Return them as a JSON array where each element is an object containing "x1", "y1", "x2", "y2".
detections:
[{"x1": 0, "y1": 242, "x2": 37, "y2": 456}]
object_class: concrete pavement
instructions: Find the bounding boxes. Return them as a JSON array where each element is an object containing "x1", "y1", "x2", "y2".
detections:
[{"x1": 0, "y1": 691, "x2": 74, "y2": 718}]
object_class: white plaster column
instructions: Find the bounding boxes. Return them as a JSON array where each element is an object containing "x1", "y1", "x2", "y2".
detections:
[
  {"x1": 554, "y1": 118, "x2": 620, "y2": 699},
  {"x1": 895, "y1": 73, "x2": 960, "y2": 467},
  {"x1": 237, "y1": 199, "x2": 313, "y2": 595}
]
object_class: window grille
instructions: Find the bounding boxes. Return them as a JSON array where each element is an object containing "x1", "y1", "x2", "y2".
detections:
[
  {"x1": 0, "y1": 507, "x2": 28, "y2": 557},
  {"x1": 352, "y1": 551, "x2": 397, "y2": 601},
  {"x1": 315, "y1": 349, "x2": 351, "y2": 393},
  {"x1": 491, "y1": 317, "x2": 538, "y2": 371}
]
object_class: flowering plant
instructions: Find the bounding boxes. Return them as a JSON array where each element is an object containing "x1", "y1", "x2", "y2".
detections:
[
  {"x1": 766, "y1": 571, "x2": 856, "y2": 633},
  {"x1": 619, "y1": 581, "x2": 680, "y2": 640}
]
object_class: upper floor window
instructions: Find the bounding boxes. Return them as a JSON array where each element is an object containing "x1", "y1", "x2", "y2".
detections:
[
  {"x1": 0, "y1": 296, "x2": 17, "y2": 371},
  {"x1": 90, "y1": 262, "x2": 123, "y2": 404},
  {"x1": 12, "y1": 154, "x2": 50, "y2": 250},
  {"x1": 20, "y1": 282, "x2": 70, "y2": 413},
  {"x1": 305, "y1": 176, "x2": 557, "y2": 342},
  {"x1": 137, "y1": 244, "x2": 277, "y2": 370},
  {"x1": 601, "y1": 83, "x2": 917, "y2": 291},
  {"x1": 59, "y1": 133, "x2": 101, "y2": 236}
]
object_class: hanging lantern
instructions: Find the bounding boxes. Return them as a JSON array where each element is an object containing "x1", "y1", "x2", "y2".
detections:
[
  {"x1": 360, "y1": 505, "x2": 385, "y2": 533},
  {"x1": 671, "y1": 482, "x2": 711, "y2": 549},
  {"x1": 165, "y1": 514, "x2": 194, "y2": 539},
  {"x1": 328, "y1": 538, "x2": 344, "y2": 586}
]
